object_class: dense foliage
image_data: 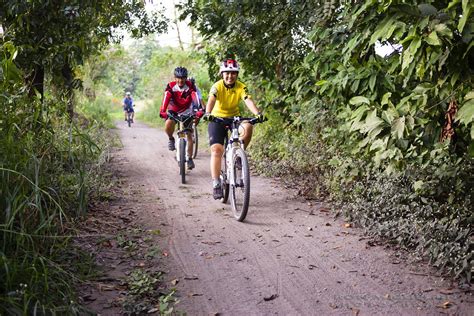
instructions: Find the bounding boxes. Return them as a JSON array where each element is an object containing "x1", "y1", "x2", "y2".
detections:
[
  {"x1": 181, "y1": 0, "x2": 473, "y2": 281},
  {"x1": 0, "y1": 1, "x2": 167, "y2": 312}
]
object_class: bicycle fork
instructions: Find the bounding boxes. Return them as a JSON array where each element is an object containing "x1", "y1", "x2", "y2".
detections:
[{"x1": 226, "y1": 143, "x2": 242, "y2": 186}]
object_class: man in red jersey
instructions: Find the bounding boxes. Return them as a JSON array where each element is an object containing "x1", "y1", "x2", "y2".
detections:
[{"x1": 160, "y1": 66, "x2": 203, "y2": 169}]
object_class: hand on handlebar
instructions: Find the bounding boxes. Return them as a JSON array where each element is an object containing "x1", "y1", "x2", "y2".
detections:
[
  {"x1": 196, "y1": 109, "x2": 204, "y2": 119},
  {"x1": 203, "y1": 112, "x2": 214, "y2": 122},
  {"x1": 159, "y1": 110, "x2": 168, "y2": 119},
  {"x1": 255, "y1": 112, "x2": 267, "y2": 123}
]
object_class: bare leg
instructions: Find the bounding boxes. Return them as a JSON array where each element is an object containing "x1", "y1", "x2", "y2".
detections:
[
  {"x1": 164, "y1": 119, "x2": 176, "y2": 138},
  {"x1": 210, "y1": 144, "x2": 224, "y2": 180},
  {"x1": 240, "y1": 122, "x2": 254, "y2": 149}
]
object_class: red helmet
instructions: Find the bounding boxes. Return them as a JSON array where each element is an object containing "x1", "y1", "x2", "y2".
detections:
[{"x1": 219, "y1": 59, "x2": 240, "y2": 74}]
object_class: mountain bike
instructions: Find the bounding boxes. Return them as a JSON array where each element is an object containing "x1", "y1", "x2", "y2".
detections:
[
  {"x1": 126, "y1": 111, "x2": 133, "y2": 127},
  {"x1": 211, "y1": 116, "x2": 263, "y2": 221},
  {"x1": 125, "y1": 106, "x2": 134, "y2": 127},
  {"x1": 167, "y1": 110, "x2": 196, "y2": 184}
]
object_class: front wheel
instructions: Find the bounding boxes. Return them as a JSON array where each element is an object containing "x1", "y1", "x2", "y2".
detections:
[
  {"x1": 179, "y1": 138, "x2": 186, "y2": 184},
  {"x1": 127, "y1": 113, "x2": 132, "y2": 127},
  {"x1": 230, "y1": 148, "x2": 250, "y2": 221}
]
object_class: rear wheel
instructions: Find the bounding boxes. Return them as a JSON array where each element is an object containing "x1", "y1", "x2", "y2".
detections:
[
  {"x1": 179, "y1": 138, "x2": 186, "y2": 184},
  {"x1": 220, "y1": 151, "x2": 229, "y2": 203},
  {"x1": 230, "y1": 148, "x2": 250, "y2": 221},
  {"x1": 192, "y1": 124, "x2": 198, "y2": 159}
]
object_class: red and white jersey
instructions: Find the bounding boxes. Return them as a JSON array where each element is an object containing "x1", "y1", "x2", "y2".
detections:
[{"x1": 161, "y1": 80, "x2": 198, "y2": 113}]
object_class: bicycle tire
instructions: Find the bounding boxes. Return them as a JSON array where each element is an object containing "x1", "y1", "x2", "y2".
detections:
[
  {"x1": 192, "y1": 124, "x2": 198, "y2": 159},
  {"x1": 230, "y1": 148, "x2": 250, "y2": 221},
  {"x1": 127, "y1": 114, "x2": 131, "y2": 127},
  {"x1": 179, "y1": 138, "x2": 186, "y2": 184},
  {"x1": 220, "y1": 151, "x2": 229, "y2": 203}
]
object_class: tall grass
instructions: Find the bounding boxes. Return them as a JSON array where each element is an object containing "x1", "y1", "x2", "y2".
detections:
[{"x1": 1, "y1": 73, "x2": 111, "y2": 313}]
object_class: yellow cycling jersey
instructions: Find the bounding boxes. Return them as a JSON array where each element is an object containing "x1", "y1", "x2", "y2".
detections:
[{"x1": 209, "y1": 79, "x2": 251, "y2": 117}]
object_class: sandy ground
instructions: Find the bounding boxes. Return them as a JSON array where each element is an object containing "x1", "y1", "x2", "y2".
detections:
[{"x1": 79, "y1": 120, "x2": 473, "y2": 315}]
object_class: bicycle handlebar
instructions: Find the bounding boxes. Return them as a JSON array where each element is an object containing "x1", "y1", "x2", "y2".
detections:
[
  {"x1": 211, "y1": 116, "x2": 260, "y2": 126},
  {"x1": 167, "y1": 110, "x2": 196, "y2": 122}
]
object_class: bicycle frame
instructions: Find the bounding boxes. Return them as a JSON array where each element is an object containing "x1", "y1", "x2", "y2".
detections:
[{"x1": 168, "y1": 110, "x2": 195, "y2": 183}]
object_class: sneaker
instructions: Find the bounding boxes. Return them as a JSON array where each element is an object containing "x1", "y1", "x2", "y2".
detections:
[
  {"x1": 131, "y1": 119, "x2": 134, "y2": 123},
  {"x1": 187, "y1": 158, "x2": 195, "y2": 170},
  {"x1": 213, "y1": 186, "x2": 223, "y2": 200},
  {"x1": 124, "y1": 118, "x2": 127, "y2": 121},
  {"x1": 168, "y1": 138, "x2": 175, "y2": 151}
]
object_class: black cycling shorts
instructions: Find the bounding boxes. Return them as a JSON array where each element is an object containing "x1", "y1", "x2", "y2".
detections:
[
  {"x1": 208, "y1": 121, "x2": 228, "y2": 146},
  {"x1": 169, "y1": 116, "x2": 193, "y2": 129}
]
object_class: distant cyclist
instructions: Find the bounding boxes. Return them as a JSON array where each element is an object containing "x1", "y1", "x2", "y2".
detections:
[
  {"x1": 123, "y1": 91, "x2": 134, "y2": 122},
  {"x1": 203, "y1": 59, "x2": 265, "y2": 199},
  {"x1": 159, "y1": 67, "x2": 203, "y2": 170}
]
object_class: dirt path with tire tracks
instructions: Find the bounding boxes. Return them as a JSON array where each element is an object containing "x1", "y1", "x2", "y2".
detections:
[{"x1": 82, "y1": 120, "x2": 473, "y2": 315}]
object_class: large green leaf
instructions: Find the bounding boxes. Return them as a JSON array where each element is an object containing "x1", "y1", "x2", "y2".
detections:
[
  {"x1": 426, "y1": 31, "x2": 441, "y2": 46},
  {"x1": 458, "y1": 0, "x2": 472, "y2": 33},
  {"x1": 455, "y1": 99, "x2": 474, "y2": 125},
  {"x1": 434, "y1": 23, "x2": 453, "y2": 38},
  {"x1": 402, "y1": 36, "x2": 421, "y2": 71},
  {"x1": 392, "y1": 116, "x2": 406, "y2": 139},
  {"x1": 349, "y1": 96, "x2": 370, "y2": 105},
  {"x1": 418, "y1": 4, "x2": 438, "y2": 16},
  {"x1": 464, "y1": 90, "x2": 474, "y2": 100},
  {"x1": 362, "y1": 110, "x2": 385, "y2": 134}
]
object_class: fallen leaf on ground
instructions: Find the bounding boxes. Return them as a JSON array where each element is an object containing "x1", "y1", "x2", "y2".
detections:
[
  {"x1": 263, "y1": 294, "x2": 278, "y2": 301},
  {"x1": 201, "y1": 241, "x2": 221, "y2": 245},
  {"x1": 437, "y1": 301, "x2": 453, "y2": 309},
  {"x1": 439, "y1": 288, "x2": 456, "y2": 295},
  {"x1": 171, "y1": 279, "x2": 179, "y2": 285},
  {"x1": 344, "y1": 223, "x2": 352, "y2": 228},
  {"x1": 98, "y1": 284, "x2": 116, "y2": 291}
]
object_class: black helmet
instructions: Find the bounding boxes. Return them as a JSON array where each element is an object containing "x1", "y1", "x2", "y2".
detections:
[
  {"x1": 189, "y1": 77, "x2": 195, "y2": 84},
  {"x1": 174, "y1": 66, "x2": 188, "y2": 78}
]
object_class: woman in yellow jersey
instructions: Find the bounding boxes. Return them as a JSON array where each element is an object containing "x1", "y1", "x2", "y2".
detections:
[{"x1": 204, "y1": 59, "x2": 265, "y2": 199}]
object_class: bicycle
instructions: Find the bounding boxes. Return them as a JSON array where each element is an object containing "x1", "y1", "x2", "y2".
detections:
[
  {"x1": 167, "y1": 110, "x2": 196, "y2": 184},
  {"x1": 211, "y1": 116, "x2": 263, "y2": 221},
  {"x1": 125, "y1": 106, "x2": 134, "y2": 127}
]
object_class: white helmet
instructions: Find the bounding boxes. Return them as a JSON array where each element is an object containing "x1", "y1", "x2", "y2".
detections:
[
  {"x1": 219, "y1": 59, "x2": 240, "y2": 74},
  {"x1": 125, "y1": 91, "x2": 131, "y2": 96}
]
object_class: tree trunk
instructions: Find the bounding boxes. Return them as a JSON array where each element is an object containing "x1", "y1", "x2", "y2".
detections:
[
  {"x1": 62, "y1": 63, "x2": 74, "y2": 121},
  {"x1": 173, "y1": 0, "x2": 184, "y2": 51}
]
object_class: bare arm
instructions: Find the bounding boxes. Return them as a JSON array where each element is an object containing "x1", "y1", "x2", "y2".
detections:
[
  {"x1": 206, "y1": 94, "x2": 217, "y2": 113},
  {"x1": 244, "y1": 98, "x2": 260, "y2": 116}
]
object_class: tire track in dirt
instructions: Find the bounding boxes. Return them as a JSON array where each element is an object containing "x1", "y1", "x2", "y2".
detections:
[{"x1": 115, "y1": 120, "x2": 472, "y2": 315}]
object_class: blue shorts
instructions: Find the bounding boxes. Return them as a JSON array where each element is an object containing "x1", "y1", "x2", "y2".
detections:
[{"x1": 124, "y1": 106, "x2": 134, "y2": 113}]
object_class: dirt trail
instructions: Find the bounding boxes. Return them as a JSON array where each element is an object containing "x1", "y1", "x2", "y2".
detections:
[{"x1": 84, "y1": 120, "x2": 473, "y2": 315}]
